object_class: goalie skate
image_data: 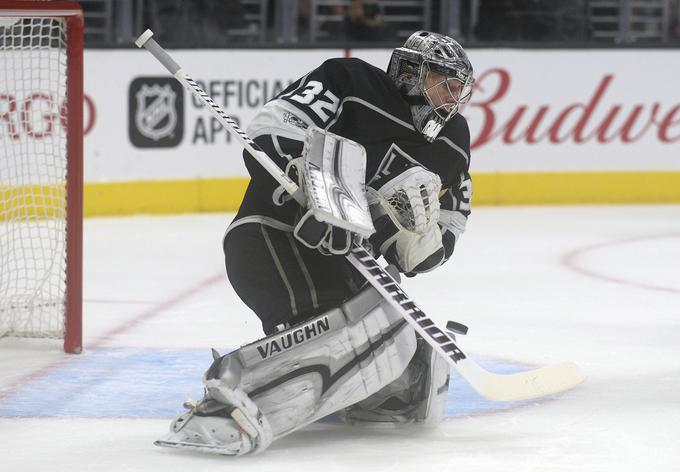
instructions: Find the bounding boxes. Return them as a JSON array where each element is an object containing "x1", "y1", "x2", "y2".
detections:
[{"x1": 154, "y1": 409, "x2": 255, "y2": 455}]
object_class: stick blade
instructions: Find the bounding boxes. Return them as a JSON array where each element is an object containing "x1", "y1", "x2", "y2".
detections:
[{"x1": 482, "y1": 362, "x2": 584, "y2": 401}]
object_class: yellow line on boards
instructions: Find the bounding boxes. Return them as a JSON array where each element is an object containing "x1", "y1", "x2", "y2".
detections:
[
  {"x1": 83, "y1": 178, "x2": 250, "y2": 216},
  {"x1": 472, "y1": 171, "x2": 680, "y2": 205},
  {"x1": 82, "y1": 172, "x2": 680, "y2": 215},
  {"x1": 3, "y1": 172, "x2": 680, "y2": 220}
]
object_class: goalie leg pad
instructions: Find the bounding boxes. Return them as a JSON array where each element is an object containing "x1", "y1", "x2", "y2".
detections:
[
  {"x1": 340, "y1": 334, "x2": 450, "y2": 427},
  {"x1": 156, "y1": 282, "x2": 417, "y2": 455}
]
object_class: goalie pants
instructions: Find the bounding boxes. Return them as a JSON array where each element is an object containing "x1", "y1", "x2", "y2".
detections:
[{"x1": 224, "y1": 222, "x2": 365, "y2": 334}]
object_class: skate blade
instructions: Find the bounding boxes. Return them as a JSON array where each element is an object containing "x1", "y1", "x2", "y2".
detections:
[{"x1": 154, "y1": 438, "x2": 238, "y2": 455}]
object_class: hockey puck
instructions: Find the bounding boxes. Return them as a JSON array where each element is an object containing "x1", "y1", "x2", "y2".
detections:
[{"x1": 446, "y1": 320, "x2": 469, "y2": 335}]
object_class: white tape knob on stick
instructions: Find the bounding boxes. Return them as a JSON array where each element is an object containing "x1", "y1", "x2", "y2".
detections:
[
  {"x1": 135, "y1": 29, "x2": 154, "y2": 48},
  {"x1": 135, "y1": 29, "x2": 182, "y2": 76}
]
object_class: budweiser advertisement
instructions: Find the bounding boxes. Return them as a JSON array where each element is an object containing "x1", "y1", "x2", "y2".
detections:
[{"x1": 356, "y1": 49, "x2": 680, "y2": 173}]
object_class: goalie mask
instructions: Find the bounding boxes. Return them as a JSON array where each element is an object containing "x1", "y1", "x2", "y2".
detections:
[{"x1": 387, "y1": 31, "x2": 474, "y2": 142}]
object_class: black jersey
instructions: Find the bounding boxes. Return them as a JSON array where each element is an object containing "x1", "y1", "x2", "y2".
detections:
[{"x1": 230, "y1": 57, "x2": 472, "y2": 265}]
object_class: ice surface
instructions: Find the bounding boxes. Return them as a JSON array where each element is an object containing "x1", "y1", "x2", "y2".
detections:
[{"x1": 1, "y1": 206, "x2": 679, "y2": 471}]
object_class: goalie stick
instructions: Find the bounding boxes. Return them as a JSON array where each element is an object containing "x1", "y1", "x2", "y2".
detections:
[{"x1": 135, "y1": 30, "x2": 583, "y2": 402}]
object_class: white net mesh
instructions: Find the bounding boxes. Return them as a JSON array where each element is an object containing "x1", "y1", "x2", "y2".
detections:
[{"x1": 0, "y1": 16, "x2": 69, "y2": 339}]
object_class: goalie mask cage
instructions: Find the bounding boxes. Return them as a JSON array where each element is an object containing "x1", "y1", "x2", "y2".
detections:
[{"x1": 0, "y1": 1, "x2": 83, "y2": 353}]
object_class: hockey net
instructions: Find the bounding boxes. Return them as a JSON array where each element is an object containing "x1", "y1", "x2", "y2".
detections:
[{"x1": 0, "y1": 2, "x2": 83, "y2": 353}]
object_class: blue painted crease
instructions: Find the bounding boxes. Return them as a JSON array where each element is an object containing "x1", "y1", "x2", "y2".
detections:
[{"x1": 0, "y1": 348, "x2": 529, "y2": 418}]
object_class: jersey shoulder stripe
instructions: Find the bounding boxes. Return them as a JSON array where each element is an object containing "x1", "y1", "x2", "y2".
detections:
[
  {"x1": 435, "y1": 136, "x2": 470, "y2": 166},
  {"x1": 327, "y1": 96, "x2": 416, "y2": 132}
]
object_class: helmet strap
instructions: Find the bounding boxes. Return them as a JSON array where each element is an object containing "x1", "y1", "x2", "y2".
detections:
[{"x1": 402, "y1": 92, "x2": 428, "y2": 107}]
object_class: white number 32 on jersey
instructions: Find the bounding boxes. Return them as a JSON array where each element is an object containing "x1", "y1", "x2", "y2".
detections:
[{"x1": 288, "y1": 80, "x2": 340, "y2": 123}]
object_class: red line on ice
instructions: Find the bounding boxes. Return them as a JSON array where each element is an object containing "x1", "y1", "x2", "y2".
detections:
[
  {"x1": 561, "y1": 232, "x2": 680, "y2": 295},
  {"x1": 86, "y1": 273, "x2": 224, "y2": 348}
]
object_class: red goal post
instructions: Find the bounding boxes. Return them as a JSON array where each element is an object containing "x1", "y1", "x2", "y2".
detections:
[{"x1": 0, "y1": 1, "x2": 83, "y2": 353}]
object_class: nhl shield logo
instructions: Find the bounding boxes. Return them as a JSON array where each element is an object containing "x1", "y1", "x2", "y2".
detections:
[
  {"x1": 129, "y1": 77, "x2": 184, "y2": 148},
  {"x1": 135, "y1": 84, "x2": 177, "y2": 141}
]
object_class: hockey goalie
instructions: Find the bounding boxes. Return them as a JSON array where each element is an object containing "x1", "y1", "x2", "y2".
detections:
[{"x1": 156, "y1": 31, "x2": 475, "y2": 455}]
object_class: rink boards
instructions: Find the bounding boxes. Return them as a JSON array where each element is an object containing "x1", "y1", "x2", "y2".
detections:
[{"x1": 7, "y1": 47, "x2": 679, "y2": 215}]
